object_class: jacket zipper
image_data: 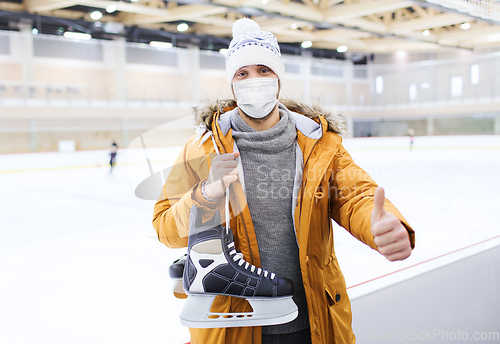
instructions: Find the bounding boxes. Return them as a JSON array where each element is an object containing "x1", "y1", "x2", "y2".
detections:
[{"x1": 296, "y1": 120, "x2": 325, "y2": 343}]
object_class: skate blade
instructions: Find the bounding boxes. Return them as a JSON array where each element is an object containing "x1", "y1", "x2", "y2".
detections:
[{"x1": 180, "y1": 294, "x2": 298, "y2": 328}]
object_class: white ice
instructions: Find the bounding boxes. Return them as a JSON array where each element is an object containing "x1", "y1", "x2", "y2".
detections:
[{"x1": 1, "y1": 135, "x2": 499, "y2": 344}]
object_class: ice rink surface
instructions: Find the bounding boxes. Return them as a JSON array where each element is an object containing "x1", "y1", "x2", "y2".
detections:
[{"x1": 1, "y1": 135, "x2": 499, "y2": 344}]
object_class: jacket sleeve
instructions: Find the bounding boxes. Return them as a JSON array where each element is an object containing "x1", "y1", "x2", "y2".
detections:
[
  {"x1": 152, "y1": 137, "x2": 223, "y2": 248},
  {"x1": 329, "y1": 142, "x2": 415, "y2": 251}
]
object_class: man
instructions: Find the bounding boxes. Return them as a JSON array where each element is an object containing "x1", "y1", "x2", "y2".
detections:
[
  {"x1": 109, "y1": 140, "x2": 118, "y2": 173},
  {"x1": 153, "y1": 18, "x2": 414, "y2": 344}
]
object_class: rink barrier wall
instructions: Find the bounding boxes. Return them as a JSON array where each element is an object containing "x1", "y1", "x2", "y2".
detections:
[
  {"x1": 2, "y1": 135, "x2": 499, "y2": 173},
  {"x1": 349, "y1": 235, "x2": 500, "y2": 343}
]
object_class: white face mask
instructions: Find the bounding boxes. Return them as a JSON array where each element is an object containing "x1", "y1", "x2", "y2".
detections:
[{"x1": 233, "y1": 78, "x2": 279, "y2": 119}]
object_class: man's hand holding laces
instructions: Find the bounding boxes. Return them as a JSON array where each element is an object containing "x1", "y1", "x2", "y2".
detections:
[{"x1": 203, "y1": 152, "x2": 240, "y2": 200}]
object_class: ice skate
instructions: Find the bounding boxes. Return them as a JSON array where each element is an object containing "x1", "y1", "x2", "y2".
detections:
[
  {"x1": 169, "y1": 254, "x2": 187, "y2": 297},
  {"x1": 180, "y1": 205, "x2": 298, "y2": 328}
]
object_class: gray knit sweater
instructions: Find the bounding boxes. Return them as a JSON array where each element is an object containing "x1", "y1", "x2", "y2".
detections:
[{"x1": 230, "y1": 108, "x2": 309, "y2": 335}]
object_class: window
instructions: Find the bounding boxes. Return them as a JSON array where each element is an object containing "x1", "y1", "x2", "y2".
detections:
[
  {"x1": 471, "y1": 64, "x2": 479, "y2": 85},
  {"x1": 126, "y1": 46, "x2": 177, "y2": 66},
  {"x1": 409, "y1": 84, "x2": 417, "y2": 101},
  {"x1": 311, "y1": 65, "x2": 343, "y2": 77},
  {"x1": 0, "y1": 35, "x2": 9, "y2": 55},
  {"x1": 451, "y1": 76, "x2": 463, "y2": 97},
  {"x1": 34, "y1": 38, "x2": 103, "y2": 61},
  {"x1": 375, "y1": 76, "x2": 383, "y2": 94}
]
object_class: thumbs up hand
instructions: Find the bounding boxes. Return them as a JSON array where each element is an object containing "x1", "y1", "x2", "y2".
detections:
[{"x1": 371, "y1": 187, "x2": 412, "y2": 261}]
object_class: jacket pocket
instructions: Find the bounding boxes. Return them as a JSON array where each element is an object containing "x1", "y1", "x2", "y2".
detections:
[
  {"x1": 323, "y1": 256, "x2": 343, "y2": 308},
  {"x1": 323, "y1": 256, "x2": 354, "y2": 343}
]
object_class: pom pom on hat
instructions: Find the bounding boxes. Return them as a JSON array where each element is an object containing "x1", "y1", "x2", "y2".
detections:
[
  {"x1": 232, "y1": 18, "x2": 261, "y2": 38},
  {"x1": 225, "y1": 18, "x2": 284, "y2": 90}
]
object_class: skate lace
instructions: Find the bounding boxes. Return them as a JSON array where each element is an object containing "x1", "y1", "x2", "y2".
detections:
[
  {"x1": 218, "y1": 149, "x2": 275, "y2": 281},
  {"x1": 227, "y1": 242, "x2": 275, "y2": 280}
]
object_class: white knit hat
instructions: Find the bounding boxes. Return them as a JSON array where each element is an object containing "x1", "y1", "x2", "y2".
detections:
[{"x1": 226, "y1": 18, "x2": 285, "y2": 89}]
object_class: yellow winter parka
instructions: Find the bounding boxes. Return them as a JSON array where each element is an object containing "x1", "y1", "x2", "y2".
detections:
[{"x1": 153, "y1": 99, "x2": 415, "y2": 344}]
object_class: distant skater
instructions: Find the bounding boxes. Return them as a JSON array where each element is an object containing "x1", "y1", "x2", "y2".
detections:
[
  {"x1": 109, "y1": 140, "x2": 118, "y2": 173},
  {"x1": 408, "y1": 128, "x2": 415, "y2": 151}
]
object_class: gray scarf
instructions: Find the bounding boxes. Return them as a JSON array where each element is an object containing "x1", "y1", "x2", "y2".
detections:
[{"x1": 230, "y1": 108, "x2": 310, "y2": 335}]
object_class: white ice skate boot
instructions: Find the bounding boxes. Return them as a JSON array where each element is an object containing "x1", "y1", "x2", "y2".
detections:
[{"x1": 180, "y1": 205, "x2": 298, "y2": 328}]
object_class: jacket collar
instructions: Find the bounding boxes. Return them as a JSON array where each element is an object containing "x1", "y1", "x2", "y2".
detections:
[
  {"x1": 194, "y1": 98, "x2": 348, "y2": 139},
  {"x1": 217, "y1": 103, "x2": 324, "y2": 140}
]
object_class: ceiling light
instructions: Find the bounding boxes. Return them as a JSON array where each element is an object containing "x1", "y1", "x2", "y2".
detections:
[
  {"x1": 106, "y1": 5, "x2": 117, "y2": 13},
  {"x1": 301, "y1": 40, "x2": 312, "y2": 48},
  {"x1": 262, "y1": 0, "x2": 268, "y2": 3},
  {"x1": 90, "y1": 11, "x2": 102, "y2": 20},
  {"x1": 423, "y1": 30, "x2": 430, "y2": 36},
  {"x1": 177, "y1": 23, "x2": 189, "y2": 32},
  {"x1": 130, "y1": 0, "x2": 139, "y2": 2},
  {"x1": 291, "y1": 23, "x2": 298, "y2": 29},
  {"x1": 31, "y1": 28, "x2": 38, "y2": 35},
  {"x1": 219, "y1": 48, "x2": 228, "y2": 55},
  {"x1": 460, "y1": 22, "x2": 471, "y2": 30},
  {"x1": 63, "y1": 32, "x2": 91, "y2": 40},
  {"x1": 337, "y1": 45, "x2": 348, "y2": 53},
  {"x1": 149, "y1": 41, "x2": 173, "y2": 49}
]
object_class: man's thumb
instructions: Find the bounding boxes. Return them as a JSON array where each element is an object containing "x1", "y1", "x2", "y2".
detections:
[{"x1": 372, "y1": 186, "x2": 387, "y2": 222}]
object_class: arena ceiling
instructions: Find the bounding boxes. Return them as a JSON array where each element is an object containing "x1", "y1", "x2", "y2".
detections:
[{"x1": 1, "y1": 0, "x2": 500, "y2": 57}]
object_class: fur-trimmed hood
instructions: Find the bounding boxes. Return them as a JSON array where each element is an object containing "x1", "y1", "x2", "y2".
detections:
[{"x1": 194, "y1": 98, "x2": 348, "y2": 138}]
